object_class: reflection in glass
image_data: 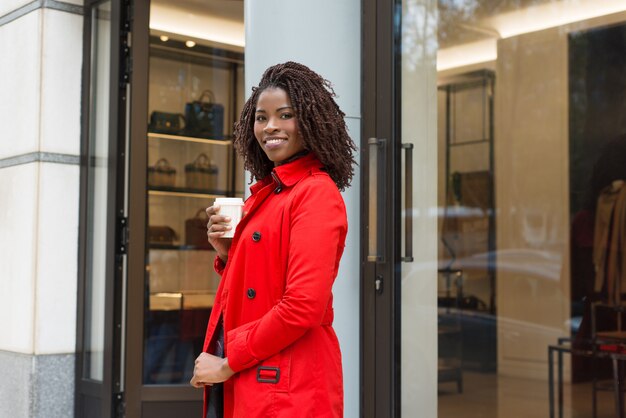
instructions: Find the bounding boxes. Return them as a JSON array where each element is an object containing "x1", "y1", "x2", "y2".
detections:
[
  {"x1": 403, "y1": 0, "x2": 626, "y2": 416},
  {"x1": 83, "y1": 0, "x2": 111, "y2": 382},
  {"x1": 400, "y1": 1, "x2": 439, "y2": 417}
]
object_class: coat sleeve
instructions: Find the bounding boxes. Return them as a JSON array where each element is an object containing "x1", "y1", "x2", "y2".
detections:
[
  {"x1": 226, "y1": 177, "x2": 347, "y2": 372},
  {"x1": 214, "y1": 255, "x2": 226, "y2": 275}
]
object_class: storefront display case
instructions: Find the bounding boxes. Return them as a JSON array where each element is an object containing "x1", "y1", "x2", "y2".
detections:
[{"x1": 143, "y1": 36, "x2": 244, "y2": 384}]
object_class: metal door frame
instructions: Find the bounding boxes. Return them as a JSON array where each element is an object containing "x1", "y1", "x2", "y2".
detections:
[
  {"x1": 124, "y1": 0, "x2": 207, "y2": 416},
  {"x1": 361, "y1": 0, "x2": 403, "y2": 416},
  {"x1": 75, "y1": 0, "x2": 129, "y2": 416}
]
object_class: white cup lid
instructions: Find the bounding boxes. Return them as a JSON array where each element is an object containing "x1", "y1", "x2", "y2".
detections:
[{"x1": 215, "y1": 197, "x2": 244, "y2": 205}]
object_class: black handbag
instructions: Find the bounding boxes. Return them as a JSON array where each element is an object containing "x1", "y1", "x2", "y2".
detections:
[
  {"x1": 184, "y1": 90, "x2": 225, "y2": 139},
  {"x1": 148, "y1": 111, "x2": 185, "y2": 135}
]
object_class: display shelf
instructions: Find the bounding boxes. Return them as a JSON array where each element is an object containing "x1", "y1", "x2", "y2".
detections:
[
  {"x1": 148, "y1": 131, "x2": 233, "y2": 146},
  {"x1": 149, "y1": 243, "x2": 214, "y2": 251},
  {"x1": 148, "y1": 187, "x2": 228, "y2": 199},
  {"x1": 438, "y1": 324, "x2": 461, "y2": 335}
]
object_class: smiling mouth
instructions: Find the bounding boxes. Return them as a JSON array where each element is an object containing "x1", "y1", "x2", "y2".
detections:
[{"x1": 264, "y1": 137, "x2": 287, "y2": 146}]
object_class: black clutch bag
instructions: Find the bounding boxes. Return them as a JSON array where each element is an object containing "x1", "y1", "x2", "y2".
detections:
[
  {"x1": 184, "y1": 90, "x2": 225, "y2": 139},
  {"x1": 149, "y1": 111, "x2": 185, "y2": 135}
]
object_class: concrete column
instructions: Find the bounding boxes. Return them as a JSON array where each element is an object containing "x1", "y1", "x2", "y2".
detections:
[
  {"x1": 0, "y1": 1, "x2": 83, "y2": 417},
  {"x1": 244, "y1": 2, "x2": 361, "y2": 416}
]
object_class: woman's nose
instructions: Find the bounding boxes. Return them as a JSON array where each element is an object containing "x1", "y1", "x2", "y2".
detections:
[{"x1": 264, "y1": 117, "x2": 279, "y2": 133}]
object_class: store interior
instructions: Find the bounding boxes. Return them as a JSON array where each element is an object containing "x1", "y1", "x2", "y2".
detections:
[{"x1": 436, "y1": 1, "x2": 626, "y2": 417}]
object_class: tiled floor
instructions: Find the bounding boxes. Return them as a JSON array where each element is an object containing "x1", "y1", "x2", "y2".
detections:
[{"x1": 438, "y1": 371, "x2": 617, "y2": 418}]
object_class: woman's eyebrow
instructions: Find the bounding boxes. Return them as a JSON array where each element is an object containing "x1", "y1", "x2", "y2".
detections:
[{"x1": 255, "y1": 106, "x2": 293, "y2": 113}]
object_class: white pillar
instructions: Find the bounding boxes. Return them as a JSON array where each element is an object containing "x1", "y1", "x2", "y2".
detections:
[{"x1": 244, "y1": 2, "x2": 361, "y2": 416}]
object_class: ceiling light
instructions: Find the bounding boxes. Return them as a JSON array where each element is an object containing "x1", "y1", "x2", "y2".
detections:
[
  {"x1": 150, "y1": 4, "x2": 245, "y2": 48},
  {"x1": 159, "y1": 35, "x2": 169, "y2": 42},
  {"x1": 437, "y1": 38, "x2": 497, "y2": 71},
  {"x1": 185, "y1": 40, "x2": 196, "y2": 48},
  {"x1": 487, "y1": 0, "x2": 626, "y2": 39}
]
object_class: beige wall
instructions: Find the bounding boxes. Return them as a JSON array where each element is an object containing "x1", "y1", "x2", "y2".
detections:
[{"x1": 495, "y1": 26, "x2": 571, "y2": 380}]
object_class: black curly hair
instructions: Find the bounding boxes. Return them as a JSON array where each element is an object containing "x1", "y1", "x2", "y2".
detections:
[{"x1": 233, "y1": 61, "x2": 357, "y2": 191}]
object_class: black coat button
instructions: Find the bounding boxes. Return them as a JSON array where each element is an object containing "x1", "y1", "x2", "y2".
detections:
[
  {"x1": 247, "y1": 288, "x2": 256, "y2": 299},
  {"x1": 252, "y1": 231, "x2": 261, "y2": 242}
]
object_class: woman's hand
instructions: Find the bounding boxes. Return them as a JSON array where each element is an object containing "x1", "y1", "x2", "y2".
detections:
[
  {"x1": 190, "y1": 352, "x2": 235, "y2": 388},
  {"x1": 206, "y1": 204, "x2": 233, "y2": 262}
]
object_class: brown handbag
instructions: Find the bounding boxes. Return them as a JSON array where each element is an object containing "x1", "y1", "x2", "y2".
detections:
[
  {"x1": 185, "y1": 209, "x2": 212, "y2": 248},
  {"x1": 185, "y1": 153, "x2": 218, "y2": 191},
  {"x1": 148, "y1": 158, "x2": 177, "y2": 188}
]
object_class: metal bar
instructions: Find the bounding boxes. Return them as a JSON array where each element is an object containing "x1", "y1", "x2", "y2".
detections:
[
  {"x1": 402, "y1": 143, "x2": 414, "y2": 262},
  {"x1": 558, "y1": 349, "x2": 563, "y2": 418},
  {"x1": 548, "y1": 346, "x2": 554, "y2": 418},
  {"x1": 368, "y1": 138, "x2": 384, "y2": 262},
  {"x1": 615, "y1": 356, "x2": 624, "y2": 418}
]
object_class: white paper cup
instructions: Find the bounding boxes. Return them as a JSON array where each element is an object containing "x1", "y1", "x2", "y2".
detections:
[{"x1": 214, "y1": 197, "x2": 244, "y2": 238}]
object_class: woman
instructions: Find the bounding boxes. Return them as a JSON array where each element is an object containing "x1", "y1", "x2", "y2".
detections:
[{"x1": 190, "y1": 62, "x2": 357, "y2": 418}]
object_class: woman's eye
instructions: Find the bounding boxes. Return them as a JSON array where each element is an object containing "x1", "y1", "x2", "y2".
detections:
[
  {"x1": 255, "y1": 115, "x2": 266, "y2": 122},
  {"x1": 281, "y1": 113, "x2": 293, "y2": 119}
]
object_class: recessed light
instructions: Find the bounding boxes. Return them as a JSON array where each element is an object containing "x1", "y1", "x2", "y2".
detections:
[
  {"x1": 159, "y1": 35, "x2": 169, "y2": 42},
  {"x1": 185, "y1": 40, "x2": 196, "y2": 48}
]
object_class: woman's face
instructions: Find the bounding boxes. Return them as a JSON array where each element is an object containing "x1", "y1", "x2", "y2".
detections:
[{"x1": 254, "y1": 87, "x2": 305, "y2": 165}]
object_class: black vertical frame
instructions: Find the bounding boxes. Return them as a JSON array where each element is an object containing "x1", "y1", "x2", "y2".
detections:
[
  {"x1": 124, "y1": 0, "x2": 149, "y2": 416},
  {"x1": 76, "y1": 0, "x2": 127, "y2": 417},
  {"x1": 361, "y1": 0, "x2": 402, "y2": 416},
  {"x1": 125, "y1": 1, "x2": 210, "y2": 416}
]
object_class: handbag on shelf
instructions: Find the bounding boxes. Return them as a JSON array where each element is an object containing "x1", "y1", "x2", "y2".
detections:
[
  {"x1": 185, "y1": 209, "x2": 212, "y2": 249},
  {"x1": 185, "y1": 153, "x2": 218, "y2": 191},
  {"x1": 148, "y1": 158, "x2": 177, "y2": 188},
  {"x1": 148, "y1": 226, "x2": 179, "y2": 245},
  {"x1": 148, "y1": 111, "x2": 185, "y2": 135},
  {"x1": 184, "y1": 90, "x2": 225, "y2": 139}
]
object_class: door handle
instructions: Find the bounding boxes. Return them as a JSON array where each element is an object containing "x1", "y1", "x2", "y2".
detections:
[
  {"x1": 368, "y1": 138, "x2": 386, "y2": 262},
  {"x1": 402, "y1": 143, "x2": 414, "y2": 262}
]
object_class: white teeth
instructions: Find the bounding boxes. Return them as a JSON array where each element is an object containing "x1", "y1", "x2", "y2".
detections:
[{"x1": 266, "y1": 138, "x2": 286, "y2": 144}]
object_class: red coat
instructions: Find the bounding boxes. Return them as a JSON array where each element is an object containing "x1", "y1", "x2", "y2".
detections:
[{"x1": 202, "y1": 153, "x2": 347, "y2": 417}]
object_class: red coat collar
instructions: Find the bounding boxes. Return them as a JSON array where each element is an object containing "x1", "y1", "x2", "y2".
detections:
[{"x1": 249, "y1": 153, "x2": 323, "y2": 195}]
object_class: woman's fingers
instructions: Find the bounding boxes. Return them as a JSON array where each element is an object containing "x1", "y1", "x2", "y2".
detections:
[
  {"x1": 208, "y1": 215, "x2": 231, "y2": 228},
  {"x1": 206, "y1": 205, "x2": 234, "y2": 233},
  {"x1": 205, "y1": 205, "x2": 233, "y2": 261},
  {"x1": 205, "y1": 204, "x2": 219, "y2": 216}
]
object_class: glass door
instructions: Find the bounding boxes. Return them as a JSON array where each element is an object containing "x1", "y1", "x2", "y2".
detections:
[
  {"x1": 365, "y1": 0, "x2": 626, "y2": 417},
  {"x1": 125, "y1": 1, "x2": 245, "y2": 417},
  {"x1": 398, "y1": 1, "x2": 439, "y2": 416},
  {"x1": 362, "y1": 0, "x2": 439, "y2": 416},
  {"x1": 76, "y1": 0, "x2": 129, "y2": 417}
]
